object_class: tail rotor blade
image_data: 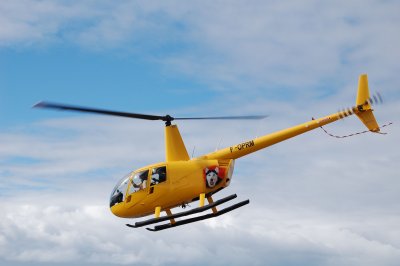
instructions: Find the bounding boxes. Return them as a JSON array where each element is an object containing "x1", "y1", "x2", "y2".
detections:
[
  {"x1": 376, "y1": 92, "x2": 383, "y2": 104},
  {"x1": 366, "y1": 92, "x2": 383, "y2": 107}
]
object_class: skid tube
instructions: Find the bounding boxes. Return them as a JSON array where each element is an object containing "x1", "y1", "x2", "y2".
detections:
[{"x1": 126, "y1": 194, "x2": 249, "y2": 231}]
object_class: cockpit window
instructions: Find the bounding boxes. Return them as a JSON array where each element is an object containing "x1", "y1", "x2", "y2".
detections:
[
  {"x1": 150, "y1": 166, "x2": 167, "y2": 186},
  {"x1": 110, "y1": 176, "x2": 129, "y2": 207},
  {"x1": 129, "y1": 170, "x2": 149, "y2": 194}
]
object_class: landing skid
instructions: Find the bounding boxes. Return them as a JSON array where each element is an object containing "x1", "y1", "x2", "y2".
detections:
[{"x1": 126, "y1": 194, "x2": 249, "y2": 231}]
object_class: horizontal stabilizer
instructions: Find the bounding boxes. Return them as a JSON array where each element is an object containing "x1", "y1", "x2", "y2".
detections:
[{"x1": 356, "y1": 109, "x2": 380, "y2": 132}]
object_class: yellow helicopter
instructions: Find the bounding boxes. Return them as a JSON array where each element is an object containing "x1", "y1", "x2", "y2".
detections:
[{"x1": 34, "y1": 74, "x2": 384, "y2": 231}]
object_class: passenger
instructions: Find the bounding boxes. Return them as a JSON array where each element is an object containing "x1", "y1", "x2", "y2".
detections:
[
  {"x1": 151, "y1": 167, "x2": 166, "y2": 185},
  {"x1": 156, "y1": 167, "x2": 166, "y2": 183}
]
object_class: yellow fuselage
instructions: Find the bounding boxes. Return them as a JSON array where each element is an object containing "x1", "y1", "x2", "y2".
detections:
[{"x1": 111, "y1": 159, "x2": 234, "y2": 218}]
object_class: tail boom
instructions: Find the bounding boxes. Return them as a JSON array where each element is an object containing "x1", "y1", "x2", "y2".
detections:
[
  {"x1": 198, "y1": 74, "x2": 381, "y2": 161},
  {"x1": 200, "y1": 111, "x2": 344, "y2": 160}
]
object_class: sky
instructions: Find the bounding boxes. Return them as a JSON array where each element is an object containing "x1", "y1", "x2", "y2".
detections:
[{"x1": 1, "y1": 0, "x2": 400, "y2": 265}]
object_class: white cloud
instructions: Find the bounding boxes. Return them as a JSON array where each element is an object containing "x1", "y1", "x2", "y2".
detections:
[
  {"x1": 1, "y1": 200, "x2": 400, "y2": 265},
  {"x1": 0, "y1": 0, "x2": 136, "y2": 48},
  {"x1": 1, "y1": 1, "x2": 399, "y2": 92},
  {"x1": 142, "y1": 0, "x2": 400, "y2": 91}
]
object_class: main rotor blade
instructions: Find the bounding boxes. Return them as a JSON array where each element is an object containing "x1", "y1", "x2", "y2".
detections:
[
  {"x1": 175, "y1": 115, "x2": 268, "y2": 120},
  {"x1": 33, "y1": 101, "x2": 268, "y2": 123},
  {"x1": 33, "y1": 101, "x2": 165, "y2": 121}
]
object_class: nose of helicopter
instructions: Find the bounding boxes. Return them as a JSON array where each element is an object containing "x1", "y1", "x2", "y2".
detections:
[
  {"x1": 110, "y1": 202, "x2": 125, "y2": 217},
  {"x1": 109, "y1": 174, "x2": 131, "y2": 217},
  {"x1": 109, "y1": 190, "x2": 127, "y2": 217}
]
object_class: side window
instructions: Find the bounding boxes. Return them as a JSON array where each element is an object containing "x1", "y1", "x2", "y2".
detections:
[
  {"x1": 129, "y1": 170, "x2": 149, "y2": 194},
  {"x1": 151, "y1": 166, "x2": 167, "y2": 186}
]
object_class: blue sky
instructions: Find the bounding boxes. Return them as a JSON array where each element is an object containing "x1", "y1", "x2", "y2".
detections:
[
  {"x1": 1, "y1": 45, "x2": 216, "y2": 127},
  {"x1": 1, "y1": 1, "x2": 400, "y2": 266}
]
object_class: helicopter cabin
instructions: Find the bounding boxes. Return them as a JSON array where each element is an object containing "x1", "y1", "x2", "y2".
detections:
[{"x1": 109, "y1": 160, "x2": 235, "y2": 218}]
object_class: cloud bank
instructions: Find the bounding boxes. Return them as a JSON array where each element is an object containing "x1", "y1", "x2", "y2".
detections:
[{"x1": 1, "y1": 0, "x2": 399, "y2": 91}]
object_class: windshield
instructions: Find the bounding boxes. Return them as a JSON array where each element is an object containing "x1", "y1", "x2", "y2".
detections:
[
  {"x1": 109, "y1": 174, "x2": 130, "y2": 207},
  {"x1": 110, "y1": 169, "x2": 149, "y2": 207}
]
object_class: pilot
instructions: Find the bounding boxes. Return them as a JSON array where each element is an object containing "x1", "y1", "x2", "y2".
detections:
[
  {"x1": 116, "y1": 189, "x2": 123, "y2": 203},
  {"x1": 139, "y1": 173, "x2": 147, "y2": 190},
  {"x1": 110, "y1": 189, "x2": 123, "y2": 207}
]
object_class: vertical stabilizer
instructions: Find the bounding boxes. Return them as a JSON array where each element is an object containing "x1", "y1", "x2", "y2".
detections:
[{"x1": 356, "y1": 74, "x2": 371, "y2": 106}]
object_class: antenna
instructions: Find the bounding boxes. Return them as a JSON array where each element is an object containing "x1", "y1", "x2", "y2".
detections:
[
  {"x1": 215, "y1": 138, "x2": 223, "y2": 151},
  {"x1": 191, "y1": 146, "x2": 196, "y2": 158},
  {"x1": 319, "y1": 122, "x2": 392, "y2": 138},
  {"x1": 255, "y1": 117, "x2": 267, "y2": 138}
]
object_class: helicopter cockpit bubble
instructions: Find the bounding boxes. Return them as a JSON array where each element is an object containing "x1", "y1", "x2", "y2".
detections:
[
  {"x1": 110, "y1": 170, "x2": 150, "y2": 207},
  {"x1": 109, "y1": 174, "x2": 130, "y2": 207}
]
